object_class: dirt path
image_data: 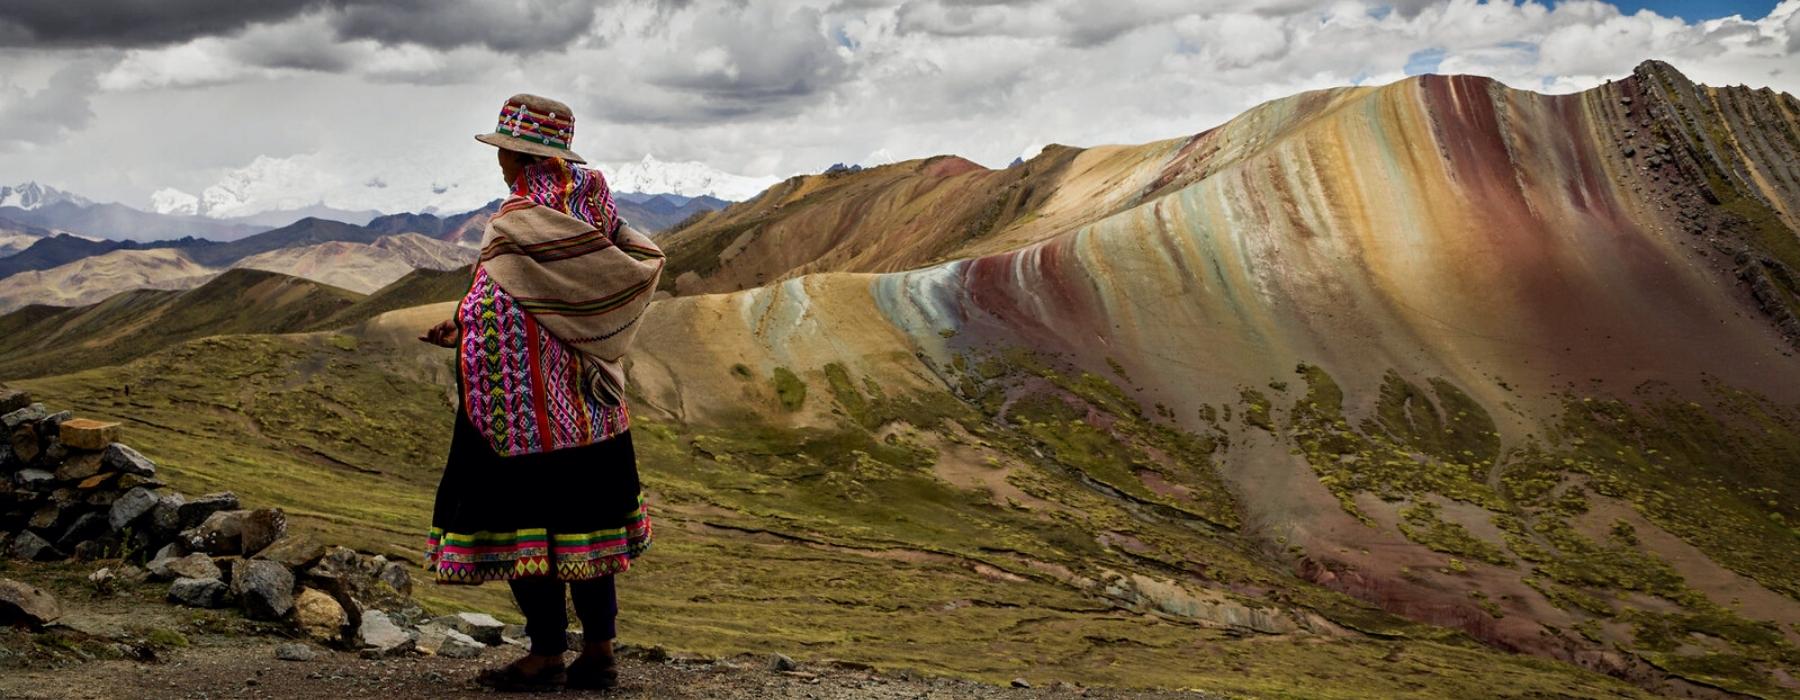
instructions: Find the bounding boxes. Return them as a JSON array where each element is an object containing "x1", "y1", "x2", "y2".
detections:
[{"x1": 0, "y1": 638, "x2": 1211, "y2": 700}]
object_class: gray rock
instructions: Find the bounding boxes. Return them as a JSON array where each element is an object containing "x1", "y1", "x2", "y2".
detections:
[
  {"x1": 0, "y1": 388, "x2": 30, "y2": 415},
  {"x1": 11, "y1": 530, "x2": 65, "y2": 561},
  {"x1": 167, "y1": 577, "x2": 229, "y2": 608},
  {"x1": 438, "y1": 611, "x2": 505, "y2": 646},
  {"x1": 186, "y1": 509, "x2": 247, "y2": 555},
  {"x1": 108, "y1": 487, "x2": 159, "y2": 530},
  {"x1": 238, "y1": 508, "x2": 286, "y2": 555},
  {"x1": 101, "y1": 443, "x2": 155, "y2": 477},
  {"x1": 176, "y1": 492, "x2": 238, "y2": 530},
  {"x1": 148, "y1": 492, "x2": 187, "y2": 535},
  {"x1": 1, "y1": 403, "x2": 47, "y2": 430},
  {"x1": 374, "y1": 557, "x2": 412, "y2": 596},
  {"x1": 231, "y1": 559, "x2": 295, "y2": 621},
  {"x1": 152, "y1": 552, "x2": 222, "y2": 582},
  {"x1": 768, "y1": 652, "x2": 798, "y2": 672},
  {"x1": 274, "y1": 642, "x2": 321, "y2": 662},
  {"x1": 0, "y1": 578, "x2": 61, "y2": 629},
  {"x1": 15, "y1": 469, "x2": 54, "y2": 490},
  {"x1": 37, "y1": 411, "x2": 72, "y2": 438},
  {"x1": 254, "y1": 533, "x2": 326, "y2": 569},
  {"x1": 357, "y1": 610, "x2": 415, "y2": 656},
  {"x1": 417, "y1": 624, "x2": 484, "y2": 659},
  {"x1": 145, "y1": 543, "x2": 185, "y2": 575},
  {"x1": 1011, "y1": 678, "x2": 1032, "y2": 689},
  {"x1": 54, "y1": 512, "x2": 110, "y2": 551}
]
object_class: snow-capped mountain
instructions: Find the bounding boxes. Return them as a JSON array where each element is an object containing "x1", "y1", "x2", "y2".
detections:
[
  {"x1": 0, "y1": 182, "x2": 91, "y2": 211},
  {"x1": 599, "y1": 154, "x2": 778, "y2": 202},
  {"x1": 150, "y1": 188, "x2": 200, "y2": 216}
]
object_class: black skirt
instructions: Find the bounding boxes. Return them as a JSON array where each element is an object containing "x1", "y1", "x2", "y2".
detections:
[{"x1": 424, "y1": 409, "x2": 651, "y2": 584}]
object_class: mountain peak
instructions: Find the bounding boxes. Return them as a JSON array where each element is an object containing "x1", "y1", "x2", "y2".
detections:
[
  {"x1": 0, "y1": 182, "x2": 91, "y2": 211},
  {"x1": 600, "y1": 155, "x2": 778, "y2": 202}
]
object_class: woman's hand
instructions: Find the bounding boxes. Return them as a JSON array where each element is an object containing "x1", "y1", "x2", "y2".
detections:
[{"x1": 419, "y1": 319, "x2": 459, "y2": 348}]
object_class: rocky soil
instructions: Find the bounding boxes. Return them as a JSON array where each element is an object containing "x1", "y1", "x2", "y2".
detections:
[{"x1": 0, "y1": 638, "x2": 1204, "y2": 700}]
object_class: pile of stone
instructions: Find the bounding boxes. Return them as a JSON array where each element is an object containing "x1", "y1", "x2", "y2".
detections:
[
  {"x1": 1, "y1": 387, "x2": 219, "y2": 563},
  {"x1": 0, "y1": 389, "x2": 526, "y2": 659}
]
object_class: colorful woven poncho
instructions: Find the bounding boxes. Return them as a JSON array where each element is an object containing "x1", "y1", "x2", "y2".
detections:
[{"x1": 455, "y1": 157, "x2": 665, "y2": 456}]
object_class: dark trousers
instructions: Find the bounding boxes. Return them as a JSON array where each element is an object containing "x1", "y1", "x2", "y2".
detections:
[{"x1": 508, "y1": 575, "x2": 617, "y2": 656}]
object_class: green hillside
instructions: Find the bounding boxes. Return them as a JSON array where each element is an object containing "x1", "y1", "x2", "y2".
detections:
[
  {"x1": 0, "y1": 268, "x2": 363, "y2": 379},
  {"x1": 307, "y1": 265, "x2": 471, "y2": 331},
  {"x1": 12, "y1": 329, "x2": 1659, "y2": 698}
]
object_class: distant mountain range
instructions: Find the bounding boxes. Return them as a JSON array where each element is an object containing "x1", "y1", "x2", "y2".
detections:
[{"x1": 602, "y1": 154, "x2": 779, "y2": 202}]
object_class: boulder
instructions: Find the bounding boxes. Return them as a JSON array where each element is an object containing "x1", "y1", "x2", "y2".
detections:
[
  {"x1": 167, "y1": 577, "x2": 229, "y2": 608},
  {"x1": 54, "y1": 512, "x2": 110, "y2": 551},
  {"x1": 255, "y1": 533, "x2": 326, "y2": 569},
  {"x1": 186, "y1": 509, "x2": 247, "y2": 555},
  {"x1": 8, "y1": 426, "x2": 39, "y2": 464},
  {"x1": 53, "y1": 453, "x2": 103, "y2": 478},
  {"x1": 275, "y1": 642, "x2": 322, "y2": 662},
  {"x1": 11, "y1": 530, "x2": 65, "y2": 561},
  {"x1": 108, "y1": 487, "x2": 159, "y2": 530},
  {"x1": 372, "y1": 556, "x2": 413, "y2": 597},
  {"x1": 302, "y1": 547, "x2": 415, "y2": 620},
  {"x1": 0, "y1": 578, "x2": 61, "y2": 629},
  {"x1": 15, "y1": 468, "x2": 54, "y2": 490},
  {"x1": 292, "y1": 587, "x2": 348, "y2": 643},
  {"x1": 175, "y1": 492, "x2": 238, "y2": 530},
  {"x1": 439, "y1": 611, "x2": 506, "y2": 646},
  {"x1": 152, "y1": 552, "x2": 221, "y2": 581},
  {"x1": 768, "y1": 653, "x2": 798, "y2": 672},
  {"x1": 417, "y1": 625, "x2": 484, "y2": 659},
  {"x1": 238, "y1": 508, "x2": 287, "y2": 555},
  {"x1": 148, "y1": 492, "x2": 186, "y2": 535},
  {"x1": 1, "y1": 403, "x2": 47, "y2": 430},
  {"x1": 100, "y1": 443, "x2": 155, "y2": 477},
  {"x1": 357, "y1": 610, "x2": 415, "y2": 656},
  {"x1": 56, "y1": 419, "x2": 120, "y2": 451},
  {"x1": 231, "y1": 559, "x2": 295, "y2": 621},
  {"x1": 0, "y1": 388, "x2": 30, "y2": 415},
  {"x1": 37, "y1": 410, "x2": 71, "y2": 435}
]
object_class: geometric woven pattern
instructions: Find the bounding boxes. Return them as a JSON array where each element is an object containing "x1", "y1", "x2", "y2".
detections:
[{"x1": 426, "y1": 497, "x2": 653, "y2": 584}]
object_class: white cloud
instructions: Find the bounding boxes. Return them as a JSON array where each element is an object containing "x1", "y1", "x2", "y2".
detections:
[{"x1": 6, "y1": 0, "x2": 1799, "y2": 216}]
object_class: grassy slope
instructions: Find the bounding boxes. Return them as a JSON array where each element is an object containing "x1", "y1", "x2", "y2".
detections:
[
  {"x1": 0, "y1": 268, "x2": 363, "y2": 379},
  {"x1": 307, "y1": 265, "x2": 471, "y2": 331},
  {"x1": 14, "y1": 332, "x2": 1653, "y2": 699}
]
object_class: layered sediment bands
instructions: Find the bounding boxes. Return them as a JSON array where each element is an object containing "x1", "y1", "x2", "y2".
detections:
[
  {"x1": 879, "y1": 68, "x2": 1800, "y2": 412},
  {"x1": 838, "y1": 63, "x2": 1800, "y2": 693}
]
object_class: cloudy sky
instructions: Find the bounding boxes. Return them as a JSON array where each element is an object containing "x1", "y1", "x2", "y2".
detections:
[{"x1": 1, "y1": 0, "x2": 1796, "y2": 217}]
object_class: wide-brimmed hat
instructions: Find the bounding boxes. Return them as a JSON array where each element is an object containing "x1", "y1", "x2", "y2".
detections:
[{"x1": 474, "y1": 93, "x2": 586, "y2": 163}]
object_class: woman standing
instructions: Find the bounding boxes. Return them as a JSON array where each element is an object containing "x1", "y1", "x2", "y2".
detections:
[{"x1": 419, "y1": 93, "x2": 664, "y2": 692}]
